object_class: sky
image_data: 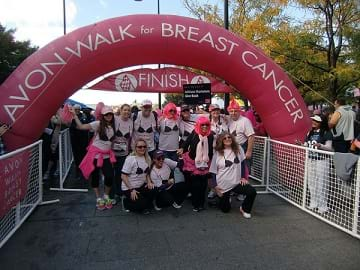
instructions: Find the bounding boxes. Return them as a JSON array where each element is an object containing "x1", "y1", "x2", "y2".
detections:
[{"x1": 0, "y1": 0, "x2": 224, "y2": 106}]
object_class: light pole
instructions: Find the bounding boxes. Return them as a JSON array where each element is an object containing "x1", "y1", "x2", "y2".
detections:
[
  {"x1": 134, "y1": 0, "x2": 162, "y2": 109},
  {"x1": 63, "y1": 0, "x2": 66, "y2": 35},
  {"x1": 224, "y1": 0, "x2": 229, "y2": 111}
]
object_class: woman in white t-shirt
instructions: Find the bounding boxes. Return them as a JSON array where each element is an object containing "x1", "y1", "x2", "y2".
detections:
[
  {"x1": 150, "y1": 150, "x2": 187, "y2": 210},
  {"x1": 121, "y1": 138, "x2": 156, "y2": 213},
  {"x1": 158, "y1": 102, "x2": 180, "y2": 161},
  {"x1": 71, "y1": 105, "x2": 116, "y2": 211},
  {"x1": 111, "y1": 104, "x2": 133, "y2": 199},
  {"x1": 209, "y1": 132, "x2": 257, "y2": 218}
]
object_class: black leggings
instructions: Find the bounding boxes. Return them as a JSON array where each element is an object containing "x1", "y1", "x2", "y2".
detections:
[
  {"x1": 91, "y1": 158, "x2": 114, "y2": 188},
  {"x1": 219, "y1": 184, "x2": 257, "y2": 213},
  {"x1": 190, "y1": 174, "x2": 208, "y2": 208},
  {"x1": 155, "y1": 182, "x2": 187, "y2": 208},
  {"x1": 123, "y1": 184, "x2": 156, "y2": 212}
]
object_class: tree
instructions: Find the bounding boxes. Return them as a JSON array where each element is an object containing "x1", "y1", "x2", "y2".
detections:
[
  {"x1": 0, "y1": 23, "x2": 38, "y2": 84},
  {"x1": 183, "y1": 0, "x2": 360, "y2": 104},
  {"x1": 163, "y1": 93, "x2": 184, "y2": 106}
]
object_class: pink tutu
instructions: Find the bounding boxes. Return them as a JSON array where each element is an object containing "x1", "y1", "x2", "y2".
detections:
[{"x1": 182, "y1": 152, "x2": 209, "y2": 175}]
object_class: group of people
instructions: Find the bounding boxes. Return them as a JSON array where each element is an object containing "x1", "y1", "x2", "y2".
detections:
[{"x1": 69, "y1": 99, "x2": 257, "y2": 218}]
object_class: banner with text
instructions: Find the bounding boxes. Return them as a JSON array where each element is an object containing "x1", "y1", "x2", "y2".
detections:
[
  {"x1": 183, "y1": 83, "x2": 211, "y2": 105},
  {"x1": 90, "y1": 67, "x2": 231, "y2": 93},
  {"x1": 0, "y1": 151, "x2": 29, "y2": 218}
]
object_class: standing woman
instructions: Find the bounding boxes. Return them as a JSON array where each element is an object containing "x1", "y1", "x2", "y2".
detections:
[
  {"x1": 304, "y1": 115, "x2": 333, "y2": 214},
  {"x1": 209, "y1": 104, "x2": 228, "y2": 142},
  {"x1": 209, "y1": 132, "x2": 257, "y2": 218},
  {"x1": 179, "y1": 116, "x2": 214, "y2": 212},
  {"x1": 71, "y1": 105, "x2": 116, "y2": 210},
  {"x1": 158, "y1": 102, "x2": 180, "y2": 161},
  {"x1": 121, "y1": 138, "x2": 156, "y2": 213},
  {"x1": 111, "y1": 104, "x2": 133, "y2": 199}
]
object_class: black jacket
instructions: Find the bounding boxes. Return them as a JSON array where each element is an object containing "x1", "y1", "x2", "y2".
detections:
[{"x1": 181, "y1": 130, "x2": 214, "y2": 160}]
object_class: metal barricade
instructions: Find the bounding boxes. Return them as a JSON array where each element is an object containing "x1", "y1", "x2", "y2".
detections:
[{"x1": 266, "y1": 139, "x2": 360, "y2": 240}]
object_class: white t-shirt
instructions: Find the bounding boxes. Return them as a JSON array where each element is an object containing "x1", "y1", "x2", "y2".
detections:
[
  {"x1": 89, "y1": 121, "x2": 114, "y2": 158},
  {"x1": 132, "y1": 112, "x2": 157, "y2": 151},
  {"x1": 179, "y1": 114, "x2": 198, "y2": 142},
  {"x1": 121, "y1": 155, "x2": 149, "y2": 190},
  {"x1": 113, "y1": 116, "x2": 133, "y2": 156},
  {"x1": 150, "y1": 158, "x2": 178, "y2": 187},
  {"x1": 228, "y1": 116, "x2": 255, "y2": 146},
  {"x1": 159, "y1": 118, "x2": 180, "y2": 151},
  {"x1": 209, "y1": 149, "x2": 245, "y2": 193}
]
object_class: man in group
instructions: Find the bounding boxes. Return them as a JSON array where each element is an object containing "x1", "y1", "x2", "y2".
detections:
[
  {"x1": 227, "y1": 99, "x2": 255, "y2": 174},
  {"x1": 328, "y1": 97, "x2": 356, "y2": 153},
  {"x1": 132, "y1": 99, "x2": 158, "y2": 157}
]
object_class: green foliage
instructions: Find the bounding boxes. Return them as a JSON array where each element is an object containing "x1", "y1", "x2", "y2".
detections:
[
  {"x1": 0, "y1": 23, "x2": 38, "y2": 84},
  {"x1": 163, "y1": 93, "x2": 184, "y2": 106}
]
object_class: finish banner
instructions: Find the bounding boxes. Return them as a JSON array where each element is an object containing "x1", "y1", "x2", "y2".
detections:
[{"x1": 90, "y1": 67, "x2": 232, "y2": 93}]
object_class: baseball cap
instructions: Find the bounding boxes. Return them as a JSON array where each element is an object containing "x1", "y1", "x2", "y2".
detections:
[
  {"x1": 153, "y1": 150, "x2": 165, "y2": 159},
  {"x1": 142, "y1": 99, "x2": 152, "y2": 107},
  {"x1": 101, "y1": 106, "x2": 113, "y2": 115},
  {"x1": 310, "y1": 115, "x2": 322, "y2": 122},
  {"x1": 209, "y1": 104, "x2": 220, "y2": 112},
  {"x1": 181, "y1": 105, "x2": 190, "y2": 111}
]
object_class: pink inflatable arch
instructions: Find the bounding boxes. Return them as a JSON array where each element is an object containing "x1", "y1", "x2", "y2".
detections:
[{"x1": 0, "y1": 14, "x2": 310, "y2": 151}]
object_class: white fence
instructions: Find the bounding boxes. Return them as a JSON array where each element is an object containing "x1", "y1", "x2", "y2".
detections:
[
  {"x1": 249, "y1": 136, "x2": 267, "y2": 186},
  {"x1": 264, "y1": 138, "x2": 360, "y2": 240},
  {"x1": 0, "y1": 141, "x2": 43, "y2": 248},
  {"x1": 50, "y1": 128, "x2": 87, "y2": 192}
]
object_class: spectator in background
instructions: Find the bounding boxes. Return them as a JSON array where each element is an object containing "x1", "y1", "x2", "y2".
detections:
[
  {"x1": 70, "y1": 105, "x2": 89, "y2": 179},
  {"x1": 304, "y1": 115, "x2": 333, "y2": 214},
  {"x1": 328, "y1": 97, "x2": 356, "y2": 152},
  {"x1": 253, "y1": 110, "x2": 267, "y2": 137},
  {"x1": 0, "y1": 124, "x2": 9, "y2": 156}
]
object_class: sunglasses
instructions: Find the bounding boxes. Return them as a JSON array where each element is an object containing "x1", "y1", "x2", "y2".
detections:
[
  {"x1": 169, "y1": 109, "x2": 176, "y2": 113},
  {"x1": 201, "y1": 124, "x2": 210, "y2": 127},
  {"x1": 104, "y1": 113, "x2": 113, "y2": 117},
  {"x1": 223, "y1": 136, "x2": 232, "y2": 140},
  {"x1": 136, "y1": 145, "x2": 147, "y2": 149},
  {"x1": 156, "y1": 157, "x2": 165, "y2": 161}
]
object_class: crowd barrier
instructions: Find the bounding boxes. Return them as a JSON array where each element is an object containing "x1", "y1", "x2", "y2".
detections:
[
  {"x1": 50, "y1": 128, "x2": 88, "y2": 192},
  {"x1": 265, "y1": 138, "x2": 360, "y2": 240},
  {"x1": 0, "y1": 141, "x2": 59, "y2": 248}
]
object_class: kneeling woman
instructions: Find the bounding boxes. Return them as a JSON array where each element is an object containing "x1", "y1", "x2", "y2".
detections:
[
  {"x1": 121, "y1": 138, "x2": 156, "y2": 213},
  {"x1": 150, "y1": 150, "x2": 187, "y2": 210},
  {"x1": 209, "y1": 132, "x2": 257, "y2": 218}
]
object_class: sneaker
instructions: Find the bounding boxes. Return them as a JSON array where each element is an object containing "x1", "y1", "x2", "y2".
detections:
[
  {"x1": 207, "y1": 190, "x2": 216, "y2": 199},
  {"x1": 154, "y1": 204, "x2": 162, "y2": 211},
  {"x1": 240, "y1": 207, "x2": 251, "y2": 219},
  {"x1": 193, "y1": 207, "x2": 199, "y2": 212},
  {"x1": 172, "y1": 202, "x2": 182, "y2": 209},
  {"x1": 237, "y1": 194, "x2": 245, "y2": 201},
  {"x1": 104, "y1": 198, "x2": 113, "y2": 210},
  {"x1": 111, "y1": 198, "x2": 117, "y2": 205},
  {"x1": 96, "y1": 198, "x2": 105, "y2": 211}
]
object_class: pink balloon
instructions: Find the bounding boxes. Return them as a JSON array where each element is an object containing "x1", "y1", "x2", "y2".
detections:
[{"x1": 0, "y1": 14, "x2": 310, "y2": 150}]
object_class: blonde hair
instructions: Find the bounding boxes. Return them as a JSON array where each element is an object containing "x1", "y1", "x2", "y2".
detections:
[{"x1": 132, "y1": 138, "x2": 151, "y2": 166}]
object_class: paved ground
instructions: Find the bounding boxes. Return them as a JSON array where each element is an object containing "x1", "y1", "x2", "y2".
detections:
[{"x1": 1, "y1": 174, "x2": 360, "y2": 270}]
